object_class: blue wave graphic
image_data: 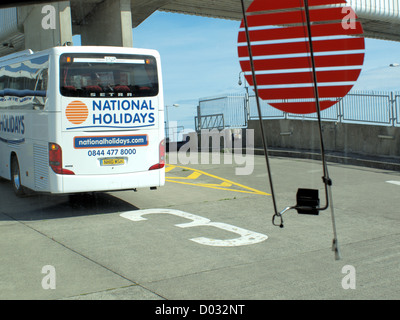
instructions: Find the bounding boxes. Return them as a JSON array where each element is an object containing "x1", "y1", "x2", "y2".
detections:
[
  {"x1": 66, "y1": 124, "x2": 155, "y2": 130},
  {"x1": 0, "y1": 136, "x2": 25, "y2": 144}
]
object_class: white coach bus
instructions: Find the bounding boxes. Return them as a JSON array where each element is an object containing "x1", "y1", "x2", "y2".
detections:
[{"x1": 0, "y1": 46, "x2": 165, "y2": 196}]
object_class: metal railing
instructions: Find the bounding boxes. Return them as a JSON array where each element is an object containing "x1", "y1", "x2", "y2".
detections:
[
  {"x1": 199, "y1": 90, "x2": 400, "y2": 128},
  {"x1": 395, "y1": 93, "x2": 400, "y2": 126},
  {"x1": 198, "y1": 94, "x2": 247, "y2": 129},
  {"x1": 195, "y1": 113, "x2": 225, "y2": 132},
  {"x1": 340, "y1": 91, "x2": 393, "y2": 125}
]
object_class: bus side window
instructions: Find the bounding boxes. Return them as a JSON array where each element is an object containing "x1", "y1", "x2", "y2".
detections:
[
  {"x1": 0, "y1": 71, "x2": 4, "y2": 91},
  {"x1": 33, "y1": 68, "x2": 48, "y2": 110},
  {"x1": 40, "y1": 68, "x2": 48, "y2": 92}
]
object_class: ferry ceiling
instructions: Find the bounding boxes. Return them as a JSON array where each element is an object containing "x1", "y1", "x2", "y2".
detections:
[{"x1": 0, "y1": 0, "x2": 400, "y2": 57}]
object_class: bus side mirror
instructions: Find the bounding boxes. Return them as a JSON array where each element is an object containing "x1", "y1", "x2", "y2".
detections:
[{"x1": 296, "y1": 188, "x2": 320, "y2": 215}]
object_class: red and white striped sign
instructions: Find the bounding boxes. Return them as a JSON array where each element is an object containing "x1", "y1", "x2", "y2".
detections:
[{"x1": 237, "y1": 0, "x2": 365, "y2": 114}]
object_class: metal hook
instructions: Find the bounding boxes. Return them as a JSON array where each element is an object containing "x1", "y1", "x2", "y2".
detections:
[
  {"x1": 272, "y1": 213, "x2": 284, "y2": 228},
  {"x1": 272, "y1": 206, "x2": 294, "y2": 228}
]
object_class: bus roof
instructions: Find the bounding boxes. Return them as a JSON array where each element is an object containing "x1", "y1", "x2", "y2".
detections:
[
  {"x1": 49, "y1": 46, "x2": 160, "y2": 57},
  {"x1": 0, "y1": 49, "x2": 34, "y2": 63},
  {"x1": 0, "y1": 46, "x2": 160, "y2": 66}
]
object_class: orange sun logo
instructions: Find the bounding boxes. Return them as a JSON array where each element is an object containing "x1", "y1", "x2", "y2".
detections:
[{"x1": 65, "y1": 101, "x2": 89, "y2": 125}]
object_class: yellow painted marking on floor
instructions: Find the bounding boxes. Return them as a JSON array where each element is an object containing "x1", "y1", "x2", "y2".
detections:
[
  {"x1": 165, "y1": 164, "x2": 269, "y2": 196},
  {"x1": 164, "y1": 165, "x2": 175, "y2": 173},
  {"x1": 167, "y1": 171, "x2": 202, "y2": 180},
  {"x1": 201, "y1": 181, "x2": 232, "y2": 188}
]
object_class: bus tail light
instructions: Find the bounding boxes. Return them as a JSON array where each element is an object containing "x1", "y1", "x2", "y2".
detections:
[
  {"x1": 149, "y1": 139, "x2": 165, "y2": 171},
  {"x1": 49, "y1": 143, "x2": 75, "y2": 175}
]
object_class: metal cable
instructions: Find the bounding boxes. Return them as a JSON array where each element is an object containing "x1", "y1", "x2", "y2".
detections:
[{"x1": 239, "y1": 0, "x2": 280, "y2": 223}]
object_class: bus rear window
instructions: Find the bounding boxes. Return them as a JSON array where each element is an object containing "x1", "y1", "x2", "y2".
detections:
[{"x1": 60, "y1": 53, "x2": 159, "y2": 98}]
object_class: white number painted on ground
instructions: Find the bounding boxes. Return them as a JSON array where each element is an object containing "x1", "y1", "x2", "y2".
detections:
[
  {"x1": 386, "y1": 180, "x2": 400, "y2": 186},
  {"x1": 120, "y1": 209, "x2": 268, "y2": 247}
]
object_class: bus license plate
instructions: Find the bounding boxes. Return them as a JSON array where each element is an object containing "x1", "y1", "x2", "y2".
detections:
[{"x1": 101, "y1": 158, "x2": 125, "y2": 166}]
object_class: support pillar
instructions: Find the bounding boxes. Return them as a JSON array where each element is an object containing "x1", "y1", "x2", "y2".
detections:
[
  {"x1": 80, "y1": 0, "x2": 133, "y2": 47},
  {"x1": 18, "y1": 1, "x2": 73, "y2": 51}
]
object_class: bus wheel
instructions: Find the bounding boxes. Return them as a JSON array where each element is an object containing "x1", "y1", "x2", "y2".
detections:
[{"x1": 11, "y1": 155, "x2": 25, "y2": 197}]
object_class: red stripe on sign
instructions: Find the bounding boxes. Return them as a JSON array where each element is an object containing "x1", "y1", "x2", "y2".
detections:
[
  {"x1": 309, "y1": 22, "x2": 363, "y2": 37},
  {"x1": 244, "y1": 69, "x2": 361, "y2": 86},
  {"x1": 241, "y1": 10, "x2": 307, "y2": 28},
  {"x1": 258, "y1": 85, "x2": 353, "y2": 100},
  {"x1": 241, "y1": 7, "x2": 358, "y2": 28},
  {"x1": 315, "y1": 69, "x2": 361, "y2": 82},
  {"x1": 270, "y1": 100, "x2": 338, "y2": 114},
  {"x1": 238, "y1": 22, "x2": 363, "y2": 43},
  {"x1": 313, "y1": 37, "x2": 365, "y2": 52},
  {"x1": 311, "y1": 7, "x2": 359, "y2": 22},
  {"x1": 239, "y1": 53, "x2": 364, "y2": 72},
  {"x1": 239, "y1": 57, "x2": 308, "y2": 72},
  {"x1": 315, "y1": 53, "x2": 365, "y2": 68},
  {"x1": 238, "y1": 41, "x2": 309, "y2": 57},
  {"x1": 307, "y1": 0, "x2": 347, "y2": 6},
  {"x1": 238, "y1": 38, "x2": 365, "y2": 57},
  {"x1": 247, "y1": 0, "x2": 347, "y2": 13},
  {"x1": 238, "y1": 26, "x2": 307, "y2": 43}
]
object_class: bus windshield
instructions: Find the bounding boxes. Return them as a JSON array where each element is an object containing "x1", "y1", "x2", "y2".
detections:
[{"x1": 60, "y1": 53, "x2": 159, "y2": 98}]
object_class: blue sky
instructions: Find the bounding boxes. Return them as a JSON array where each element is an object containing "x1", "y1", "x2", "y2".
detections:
[
  {"x1": 74, "y1": 11, "x2": 400, "y2": 132},
  {"x1": 132, "y1": 12, "x2": 243, "y2": 131}
]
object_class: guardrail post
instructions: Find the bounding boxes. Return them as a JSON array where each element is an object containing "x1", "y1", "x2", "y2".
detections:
[
  {"x1": 396, "y1": 94, "x2": 399, "y2": 127},
  {"x1": 337, "y1": 98, "x2": 343, "y2": 123},
  {"x1": 390, "y1": 91, "x2": 395, "y2": 127}
]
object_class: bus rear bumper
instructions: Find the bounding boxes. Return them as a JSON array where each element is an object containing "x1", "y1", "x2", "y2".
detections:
[{"x1": 52, "y1": 169, "x2": 165, "y2": 194}]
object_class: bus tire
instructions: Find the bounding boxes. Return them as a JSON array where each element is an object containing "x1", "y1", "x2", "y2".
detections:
[{"x1": 11, "y1": 155, "x2": 25, "y2": 197}]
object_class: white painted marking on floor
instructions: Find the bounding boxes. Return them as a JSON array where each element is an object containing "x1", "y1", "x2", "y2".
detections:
[
  {"x1": 386, "y1": 180, "x2": 400, "y2": 186},
  {"x1": 120, "y1": 209, "x2": 268, "y2": 247}
]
